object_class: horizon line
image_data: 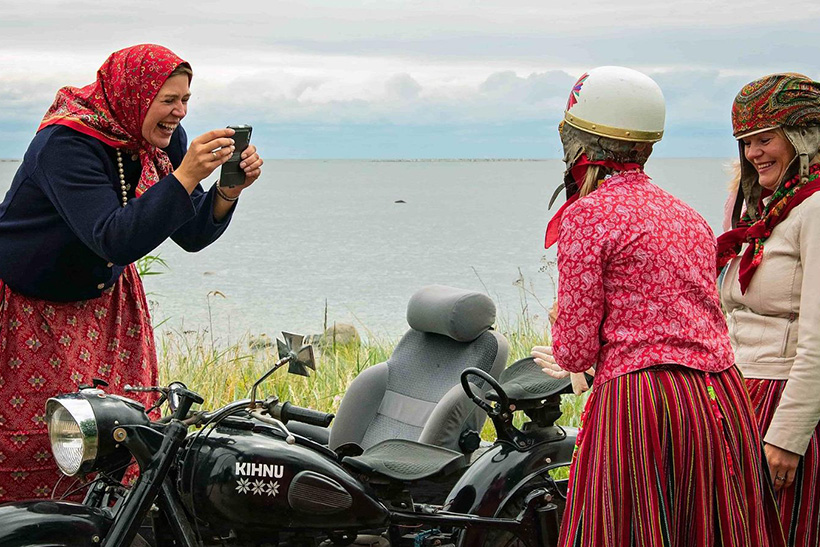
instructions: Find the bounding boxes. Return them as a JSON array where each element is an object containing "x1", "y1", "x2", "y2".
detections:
[{"x1": 0, "y1": 156, "x2": 734, "y2": 163}]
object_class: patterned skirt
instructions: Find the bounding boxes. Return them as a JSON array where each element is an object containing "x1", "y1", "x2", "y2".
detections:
[
  {"x1": 746, "y1": 378, "x2": 820, "y2": 547},
  {"x1": 559, "y1": 365, "x2": 785, "y2": 547},
  {"x1": 0, "y1": 265, "x2": 157, "y2": 501}
]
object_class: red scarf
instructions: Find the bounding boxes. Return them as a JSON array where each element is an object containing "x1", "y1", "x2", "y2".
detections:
[
  {"x1": 39, "y1": 44, "x2": 188, "y2": 197},
  {"x1": 544, "y1": 155, "x2": 642, "y2": 248},
  {"x1": 716, "y1": 163, "x2": 820, "y2": 293}
]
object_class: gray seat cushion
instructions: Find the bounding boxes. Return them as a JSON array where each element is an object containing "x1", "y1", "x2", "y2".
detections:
[
  {"x1": 328, "y1": 285, "x2": 509, "y2": 453},
  {"x1": 329, "y1": 329, "x2": 507, "y2": 451},
  {"x1": 342, "y1": 439, "x2": 466, "y2": 482}
]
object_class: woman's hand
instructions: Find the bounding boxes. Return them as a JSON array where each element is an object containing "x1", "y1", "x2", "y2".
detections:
[
  {"x1": 216, "y1": 144, "x2": 264, "y2": 201},
  {"x1": 241, "y1": 144, "x2": 263, "y2": 185},
  {"x1": 174, "y1": 128, "x2": 236, "y2": 193},
  {"x1": 570, "y1": 369, "x2": 595, "y2": 396},
  {"x1": 765, "y1": 443, "x2": 800, "y2": 492},
  {"x1": 531, "y1": 345, "x2": 594, "y2": 395},
  {"x1": 532, "y1": 345, "x2": 567, "y2": 378}
]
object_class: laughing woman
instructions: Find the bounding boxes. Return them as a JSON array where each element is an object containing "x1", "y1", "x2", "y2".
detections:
[
  {"x1": 533, "y1": 66, "x2": 785, "y2": 546},
  {"x1": 718, "y1": 73, "x2": 820, "y2": 547},
  {"x1": 0, "y1": 44, "x2": 263, "y2": 500}
]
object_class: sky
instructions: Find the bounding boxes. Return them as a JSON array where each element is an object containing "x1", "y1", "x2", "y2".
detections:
[{"x1": 1, "y1": 0, "x2": 819, "y2": 159}]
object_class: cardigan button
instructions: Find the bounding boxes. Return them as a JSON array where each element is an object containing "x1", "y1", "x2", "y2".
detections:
[
  {"x1": 107, "y1": 262, "x2": 113, "y2": 268},
  {"x1": 97, "y1": 283, "x2": 105, "y2": 290}
]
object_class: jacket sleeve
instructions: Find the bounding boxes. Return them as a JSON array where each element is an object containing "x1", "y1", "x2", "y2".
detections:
[
  {"x1": 169, "y1": 184, "x2": 234, "y2": 252},
  {"x1": 765, "y1": 201, "x2": 820, "y2": 455},
  {"x1": 551, "y1": 200, "x2": 606, "y2": 373},
  {"x1": 35, "y1": 129, "x2": 198, "y2": 266},
  {"x1": 168, "y1": 126, "x2": 235, "y2": 252}
]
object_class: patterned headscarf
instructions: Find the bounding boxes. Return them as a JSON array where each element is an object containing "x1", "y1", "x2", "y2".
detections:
[
  {"x1": 732, "y1": 73, "x2": 820, "y2": 138},
  {"x1": 730, "y1": 73, "x2": 820, "y2": 223},
  {"x1": 39, "y1": 44, "x2": 190, "y2": 197}
]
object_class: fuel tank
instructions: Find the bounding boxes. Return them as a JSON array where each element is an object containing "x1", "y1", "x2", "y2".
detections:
[{"x1": 178, "y1": 421, "x2": 389, "y2": 537}]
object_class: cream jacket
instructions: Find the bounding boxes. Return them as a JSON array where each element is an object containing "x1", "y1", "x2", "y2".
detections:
[{"x1": 721, "y1": 192, "x2": 820, "y2": 455}]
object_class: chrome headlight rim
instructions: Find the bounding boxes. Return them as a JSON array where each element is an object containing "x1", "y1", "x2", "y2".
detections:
[{"x1": 46, "y1": 394, "x2": 99, "y2": 476}]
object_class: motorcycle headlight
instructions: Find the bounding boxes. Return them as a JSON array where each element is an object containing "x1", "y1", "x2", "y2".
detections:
[
  {"x1": 47, "y1": 395, "x2": 98, "y2": 476},
  {"x1": 47, "y1": 390, "x2": 150, "y2": 477}
]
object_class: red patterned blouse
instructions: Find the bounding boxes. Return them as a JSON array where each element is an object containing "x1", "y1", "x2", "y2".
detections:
[{"x1": 551, "y1": 170, "x2": 734, "y2": 386}]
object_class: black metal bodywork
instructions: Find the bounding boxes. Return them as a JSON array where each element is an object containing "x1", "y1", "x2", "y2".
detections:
[
  {"x1": 447, "y1": 427, "x2": 575, "y2": 545},
  {"x1": 177, "y1": 421, "x2": 390, "y2": 541},
  {"x1": 448, "y1": 427, "x2": 576, "y2": 517},
  {"x1": 0, "y1": 500, "x2": 112, "y2": 546}
]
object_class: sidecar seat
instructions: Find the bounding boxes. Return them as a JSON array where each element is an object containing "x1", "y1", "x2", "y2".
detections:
[{"x1": 327, "y1": 284, "x2": 508, "y2": 454}]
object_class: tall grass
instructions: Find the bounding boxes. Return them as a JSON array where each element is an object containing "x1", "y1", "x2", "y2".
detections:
[
  {"x1": 156, "y1": 316, "x2": 586, "y2": 441},
  {"x1": 156, "y1": 330, "x2": 395, "y2": 415}
]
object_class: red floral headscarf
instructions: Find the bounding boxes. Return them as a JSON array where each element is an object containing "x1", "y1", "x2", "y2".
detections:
[{"x1": 39, "y1": 44, "x2": 191, "y2": 197}]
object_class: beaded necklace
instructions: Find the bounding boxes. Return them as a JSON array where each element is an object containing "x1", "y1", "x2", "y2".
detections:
[
  {"x1": 743, "y1": 163, "x2": 820, "y2": 265},
  {"x1": 716, "y1": 163, "x2": 820, "y2": 292},
  {"x1": 116, "y1": 150, "x2": 128, "y2": 207}
]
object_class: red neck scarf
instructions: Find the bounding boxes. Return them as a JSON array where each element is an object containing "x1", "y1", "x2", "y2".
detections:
[
  {"x1": 544, "y1": 155, "x2": 642, "y2": 248},
  {"x1": 716, "y1": 163, "x2": 820, "y2": 293},
  {"x1": 39, "y1": 44, "x2": 188, "y2": 197}
]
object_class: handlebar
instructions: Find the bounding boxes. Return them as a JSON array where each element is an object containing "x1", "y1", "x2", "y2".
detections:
[
  {"x1": 271, "y1": 401, "x2": 334, "y2": 428},
  {"x1": 460, "y1": 367, "x2": 508, "y2": 415}
]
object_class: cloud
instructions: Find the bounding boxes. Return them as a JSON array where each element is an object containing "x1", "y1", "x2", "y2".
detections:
[
  {"x1": 385, "y1": 73, "x2": 422, "y2": 100},
  {"x1": 1, "y1": 0, "x2": 819, "y2": 158}
]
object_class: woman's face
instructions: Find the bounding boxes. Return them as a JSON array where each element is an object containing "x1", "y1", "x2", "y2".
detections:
[
  {"x1": 742, "y1": 129, "x2": 797, "y2": 191},
  {"x1": 142, "y1": 74, "x2": 190, "y2": 148}
]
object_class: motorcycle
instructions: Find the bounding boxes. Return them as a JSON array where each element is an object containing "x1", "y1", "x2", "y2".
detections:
[{"x1": 0, "y1": 332, "x2": 578, "y2": 547}]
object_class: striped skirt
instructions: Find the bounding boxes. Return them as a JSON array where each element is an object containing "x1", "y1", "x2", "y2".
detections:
[
  {"x1": 746, "y1": 378, "x2": 820, "y2": 547},
  {"x1": 559, "y1": 365, "x2": 785, "y2": 547},
  {"x1": 0, "y1": 265, "x2": 157, "y2": 502}
]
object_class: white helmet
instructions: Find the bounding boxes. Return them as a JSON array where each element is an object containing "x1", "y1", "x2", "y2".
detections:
[{"x1": 563, "y1": 66, "x2": 665, "y2": 143}]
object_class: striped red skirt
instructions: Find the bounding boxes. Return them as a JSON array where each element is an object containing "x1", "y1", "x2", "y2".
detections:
[
  {"x1": 559, "y1": 365, "x2": 785, "y2": 547},
  {"x1": 746, "y1": 378, "x2": 820, "y2": 547},
  {"x1": 0, "y1": 265, "x2": 157, "y2": 501}
]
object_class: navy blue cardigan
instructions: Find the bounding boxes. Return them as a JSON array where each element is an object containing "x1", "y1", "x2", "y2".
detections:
[{"x1": 0, "y1": 125, "x2": 233, "y2": 302}]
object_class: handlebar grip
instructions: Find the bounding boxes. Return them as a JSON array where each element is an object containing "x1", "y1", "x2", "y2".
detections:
[{"x1": 280, "y1": 402, "x2": 334, "y2": 428}]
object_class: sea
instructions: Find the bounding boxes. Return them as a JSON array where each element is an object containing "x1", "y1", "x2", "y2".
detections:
[{"x1": 0, "y1": 158, "x2": 734, "y2": 341}]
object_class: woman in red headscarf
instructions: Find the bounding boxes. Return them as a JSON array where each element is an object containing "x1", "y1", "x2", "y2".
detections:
[
  {"x1": 718, "y1": 73, "x2": 820, "y2": 547},
  {"x1": 0, "y1": 44, "x2": 263, "y2": 501}
]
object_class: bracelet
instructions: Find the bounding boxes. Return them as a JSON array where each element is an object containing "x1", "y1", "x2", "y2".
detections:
[{"x1": 215, "y1": 181, "x2": 239, "y2": 202}]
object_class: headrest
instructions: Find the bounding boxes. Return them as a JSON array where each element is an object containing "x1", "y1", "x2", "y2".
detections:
[{"x1": 406, "y1": 285, "x2": 496, "y2": 342}]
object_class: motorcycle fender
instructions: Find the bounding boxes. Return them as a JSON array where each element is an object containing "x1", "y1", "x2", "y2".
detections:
[
  {"x1": 0, "y1": 500, "x2": 113, "y2": 547},
  {"x1": 445, "y1": 429, "x2": 577, "y2": 517}
]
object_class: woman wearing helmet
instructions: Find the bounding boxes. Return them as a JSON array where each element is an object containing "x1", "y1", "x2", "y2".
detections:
[
  {"x1": 717, "y1": 74, "x2": 820, "y2": 547},
  {"x1": 532, "y1": 66, "x2": 784, "y2": 546}
]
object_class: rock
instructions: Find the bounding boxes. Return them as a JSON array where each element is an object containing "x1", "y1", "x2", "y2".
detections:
[
  {"x1": 249, "y1": 333, "x2": 275, "y2": 350},
  {"x1": 307, "y1": 323, "x2": 361, "y2": 348}
]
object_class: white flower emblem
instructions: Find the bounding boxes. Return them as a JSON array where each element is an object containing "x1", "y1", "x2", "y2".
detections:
[
  {"x1": 235, "y1": 478, "x2": 251, "y2": 494},
  {"x1": 251, "y1": 479, "x2": 266, "y2": 495},
  {"x1": 266, "y1": 481, "x2": 280, "y2": 497}
]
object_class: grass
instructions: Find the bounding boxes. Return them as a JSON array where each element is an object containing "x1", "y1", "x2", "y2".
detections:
[{"x1": 155, "y1": 313, "x2": 587, "y2": 441}]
